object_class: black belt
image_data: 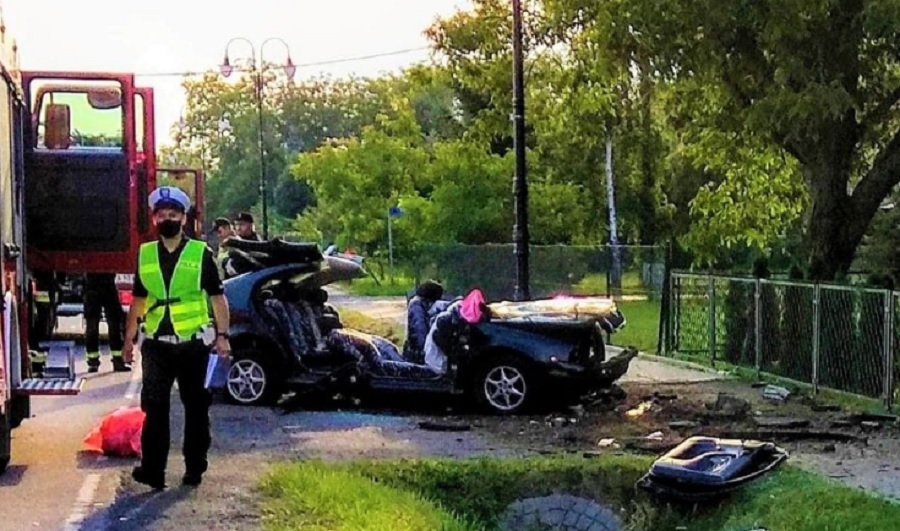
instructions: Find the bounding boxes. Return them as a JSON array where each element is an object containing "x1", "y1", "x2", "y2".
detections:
[{"x1": 148, "y1": 332, "x2": 204, "y2": 345}]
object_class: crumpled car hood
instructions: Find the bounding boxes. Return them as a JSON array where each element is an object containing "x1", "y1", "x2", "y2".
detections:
[{"x1": 488, "y1": 296, "x2": 619, "y2": 322}]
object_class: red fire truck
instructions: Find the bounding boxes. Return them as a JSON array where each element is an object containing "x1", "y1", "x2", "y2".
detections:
[{"x1": 0, "y1": 30, "x2": 205, "y2": 471}]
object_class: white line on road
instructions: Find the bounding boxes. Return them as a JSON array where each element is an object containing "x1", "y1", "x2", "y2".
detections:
[
  {"x1": 62, "y1": 473, "x2": 101, "y2": 531},
  {"x1": 124, "y1": 359, "x2": 143, "y2": 400}
]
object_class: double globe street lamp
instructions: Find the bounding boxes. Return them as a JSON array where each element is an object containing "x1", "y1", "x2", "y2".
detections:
[{"x1": 219, "y1": 37, "x2": 296, "y2": 240}]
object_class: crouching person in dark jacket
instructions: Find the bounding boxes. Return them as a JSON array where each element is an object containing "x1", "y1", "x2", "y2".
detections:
[{"x1": 402, "y1": 280, "x2": 445, "y2": 364}]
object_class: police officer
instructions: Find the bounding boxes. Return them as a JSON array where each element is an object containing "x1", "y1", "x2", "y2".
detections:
[
  {"x1": 123, "y1": 186, "x2": 230, "y2": 490},
  {"x1": 83, "y1": 273, "x2": 130, "y2": 373}
]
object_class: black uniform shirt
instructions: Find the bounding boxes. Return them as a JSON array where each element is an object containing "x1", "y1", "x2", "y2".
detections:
[{"x1": 132, "y1": 237, "x2": 224, "y2": 337}]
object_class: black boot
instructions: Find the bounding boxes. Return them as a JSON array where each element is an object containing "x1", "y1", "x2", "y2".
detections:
[
  {"x1": 182, "y1": 460, "x2": 207, "y2": 487},
  {"x1": 132, "y1": 466, "x2": 166, "y2": 490},
  {"x1": 86, "y1": 356, "x2": 100, "y2": 374},
  {"x1": 112, "y1": 357, "x2": 132, "y2": 372}
]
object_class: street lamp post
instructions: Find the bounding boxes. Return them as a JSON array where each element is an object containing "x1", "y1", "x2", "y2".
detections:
[
  {"x1": 511, "y1": 0, "x2": 530, "y2": 301},
  {"x1": 220, "y1": 37, "x2": 296, "y2": 240}
]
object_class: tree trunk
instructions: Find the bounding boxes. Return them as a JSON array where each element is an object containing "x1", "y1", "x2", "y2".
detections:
[
  {"x1": 805, "y1": 167, "x2": 857, "y2": 280},
  {"x1": 805, "y1": 162, "x2": 897, "y2": 281}
]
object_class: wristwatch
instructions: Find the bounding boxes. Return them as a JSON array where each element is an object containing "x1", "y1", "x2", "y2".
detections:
[{"x1": 217, "y1": 332, "x2": 230, "y2": 339}]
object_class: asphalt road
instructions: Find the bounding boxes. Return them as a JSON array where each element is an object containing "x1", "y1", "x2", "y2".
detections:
[{"x1": 0, "y1": 316, "x2": 141, "y2": 531}]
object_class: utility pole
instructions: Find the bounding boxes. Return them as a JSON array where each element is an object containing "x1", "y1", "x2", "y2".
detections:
[
  {"x1": 387, "y1": 209, "x2": 395, "y2": 284},
  {"x1": 606, "y1": 137, "x2": 622, "y2": 293},
  {"x1": 220, "y1": 37, "x2": 296, "y2": 240},
  {"x1": 512, "y1": 0, "x2": 530, "y2": 301},
  {"x1": 254, "y1": 70, "x2": 268, "y2": 240},
  {"x1": 388, "y1": 206, "x2": 402, "y2": 285}
]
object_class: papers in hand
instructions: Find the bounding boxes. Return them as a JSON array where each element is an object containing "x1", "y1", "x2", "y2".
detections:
[{"x1": 205, "y1": 353, "x2": 231, "y2": 389}]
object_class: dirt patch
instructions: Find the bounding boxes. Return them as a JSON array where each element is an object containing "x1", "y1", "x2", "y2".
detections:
[{"x1": 455, "y1": 379, "x2": 900, "y2": 499}]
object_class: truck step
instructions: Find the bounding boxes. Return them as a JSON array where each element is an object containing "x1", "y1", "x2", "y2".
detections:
[
  {"x1": 38, "y1": 340, "x2": 77, "y2": 381},
  {"x1": 15, "y1": 378, "x2": 84, "y2": 396}
]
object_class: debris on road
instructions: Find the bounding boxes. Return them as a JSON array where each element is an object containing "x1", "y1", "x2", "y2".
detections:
[
  {"x1": 636, "y1": 436, "x2": 789, "y2": 503},
  {"x1": 642, "y1": 392, "x2": 678, "y2": 402},
  {"x1": 546, "y1": 416, "x2": 578, "y2": 428},
  {"x1": 625, "y1": 401, "x2": 654, "y2": 418},
  {"x1": 705, "y1": 393, "x2": 752, "y2": 418},
  {"x1": 669, "y1": 420, "x2": 699, "y2": 430},
  {"x1": 568, "y1": 405, "x2": 586, "y2": 418},
  {"x1": 723, "y1": 430, "x2": 868, "y2": 444},
  {"x1": 753, "y1": 416, "x2": 811, "y2": 429},
  {"x1": 418, "y1": 421, "x2": 472, "y2": 432},
  {"x1": 844, "y1": 413, "x2": 898, "y2": 424},
  {"x1": 762, "y1": 385, "x2": 791, "y2": 402}
]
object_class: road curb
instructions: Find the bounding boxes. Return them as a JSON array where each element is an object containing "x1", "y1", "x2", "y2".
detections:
[{"x1": 607, "y1": 345, "x2": 730, "y2": 377}]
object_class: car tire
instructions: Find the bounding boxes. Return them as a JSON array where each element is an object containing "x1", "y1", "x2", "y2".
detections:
[
  {"x1": 223, "y1": 347, "x2": 283, "y2": 407},
  {"x1": 471, "y1": 354, "x2": 537, "y2": 415}
]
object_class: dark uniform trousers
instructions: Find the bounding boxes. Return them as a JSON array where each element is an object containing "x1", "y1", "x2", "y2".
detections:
[
  {"x1": 140, "y1": 338, "x2": 212, "y2": 476},
  {"x1": 84, "y1": 274, "x2": 125, "y2": 354}
]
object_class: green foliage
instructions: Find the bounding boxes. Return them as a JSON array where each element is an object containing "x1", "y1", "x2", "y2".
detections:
[
  {"x1": 678, "y1": 128, "x2": 808, "y2": 266},
  {"x1": 416, "y1": 140, "x2": 513, "y2": 244},
  {"x1": 164, "y1": 0, "x2": 900, "y2": 281},
  {"x1": 617, "y1": 0, "x2": 900, "y2": 278}
]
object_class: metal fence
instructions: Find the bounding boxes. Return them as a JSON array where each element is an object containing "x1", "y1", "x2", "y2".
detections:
[
  {"x1": 400, "y1": 244, "x2": 666, "y2": 302},
  {"x1": 668, "y1": 272, "x2": 896, "y2": 408}
]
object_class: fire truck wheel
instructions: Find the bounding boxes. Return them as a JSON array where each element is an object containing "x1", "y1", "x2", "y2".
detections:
[
  {"x1": 9, "y1": 395, "x2": 29, "y2": 429},
  {"x1": 0, "y1": 411, "x2": 10, "y2": 475}
]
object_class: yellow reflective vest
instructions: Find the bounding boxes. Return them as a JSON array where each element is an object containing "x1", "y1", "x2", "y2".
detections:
[{"x1": 138, "y1": 240, "x2": 210, "y2": 339}]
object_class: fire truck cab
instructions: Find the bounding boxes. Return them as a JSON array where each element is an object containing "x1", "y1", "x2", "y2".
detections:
[{"x1": 23, "y1": 73, "x2": 159, "y2": 342}]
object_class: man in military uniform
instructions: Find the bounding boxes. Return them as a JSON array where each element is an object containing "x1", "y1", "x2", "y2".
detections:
[
  {"x1": 123, "y1": 186, "x2": 230, "y2": 490},
  {"x1": 234, "y1": 212, "x2": 262, "y2": 241},
  {"x1": 213, "y1": 217, "x2": 234, "y2": 280}
]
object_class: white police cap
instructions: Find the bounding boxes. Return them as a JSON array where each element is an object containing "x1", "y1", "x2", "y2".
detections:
[{"x1": 149, "y1": 186, "x2": 191, "y2": 212}]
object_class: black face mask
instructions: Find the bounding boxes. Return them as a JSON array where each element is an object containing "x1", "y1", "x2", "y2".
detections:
[{"x1": 157, "y1": 219, "x2": 182, "y2": 239}]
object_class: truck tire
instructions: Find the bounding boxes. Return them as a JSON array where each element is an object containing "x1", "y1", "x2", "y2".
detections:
[
  {"x1": 0, "y1": 407, "x2": 11, "y2": 475},
  {"x1": 9, "y1": 395, "x2": 29, "y2": 429}
]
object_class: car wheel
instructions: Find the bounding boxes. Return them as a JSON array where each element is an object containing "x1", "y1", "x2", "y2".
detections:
[
  {"x1": 224, "y1": 349, "x2": 283, "y2": 406},
  {"x1": 472, "y1": 355, "x2": 535, "y2": 415}
]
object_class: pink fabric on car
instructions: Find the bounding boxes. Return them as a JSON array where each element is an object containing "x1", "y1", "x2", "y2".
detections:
[{"x1": 460, "y1": 289, "x2": 485, "y2": 323}]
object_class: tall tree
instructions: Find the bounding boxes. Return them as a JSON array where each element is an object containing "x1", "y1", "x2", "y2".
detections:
[{"x1": 620, "y1": 0, "x2": 900, "y2": 279}]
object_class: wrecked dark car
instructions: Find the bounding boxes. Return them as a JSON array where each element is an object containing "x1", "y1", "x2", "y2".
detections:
[{"x1": 220, "y1": 239, "x2": 636, "y2": 414}]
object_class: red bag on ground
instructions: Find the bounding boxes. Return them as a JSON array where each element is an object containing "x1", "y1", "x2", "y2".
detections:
[{"x1": 83, "y1": 406, "x2": 145, "y2": 458}]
